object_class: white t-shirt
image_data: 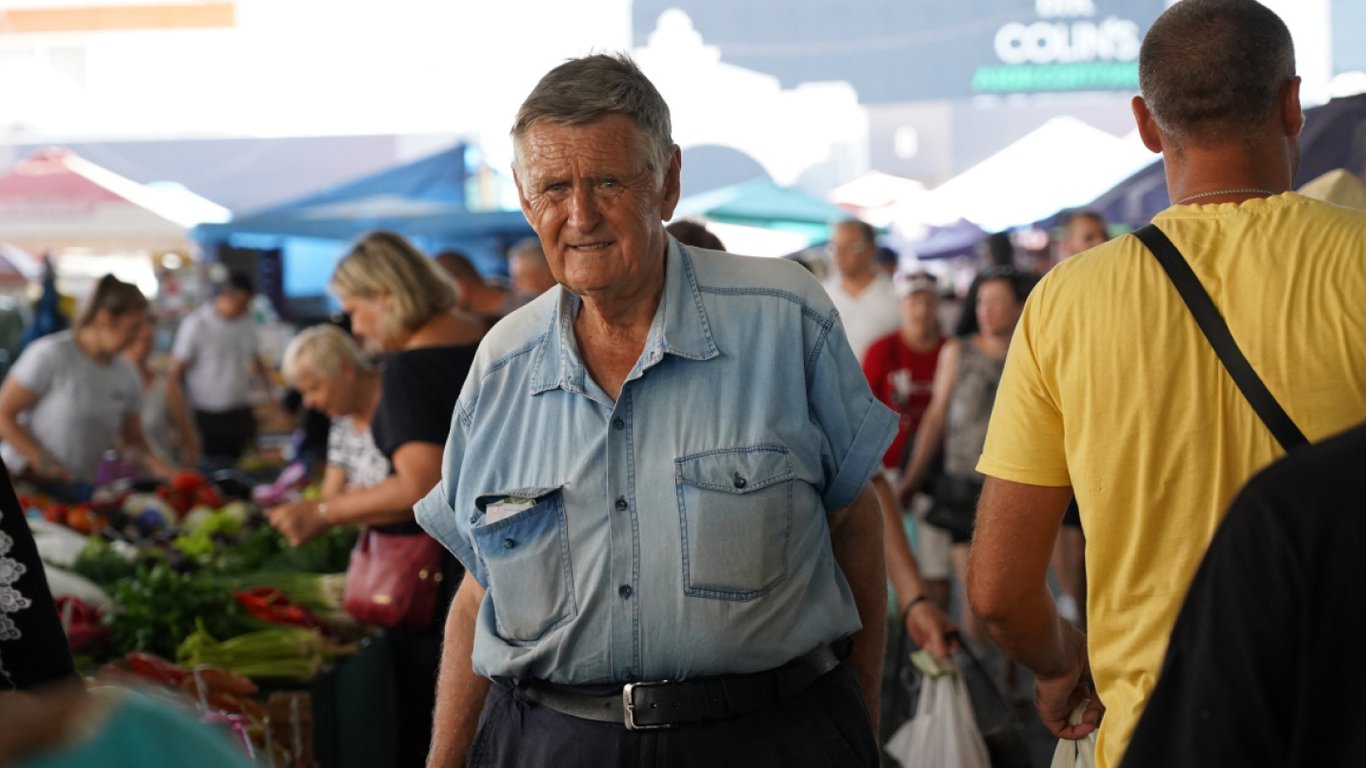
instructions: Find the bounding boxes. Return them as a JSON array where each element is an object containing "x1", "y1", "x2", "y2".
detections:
[
  {"x1": 823, "y1": 272, "x2": 901, "y2": 363},
  {"x1": 170, "y1": 304, "x2": 260, "y2": 412},
  {"x1": 1, "y1": 331, "x2": 142, "y2": 482}
]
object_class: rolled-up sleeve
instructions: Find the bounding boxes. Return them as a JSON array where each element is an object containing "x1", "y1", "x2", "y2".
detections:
[
  {"x1": 808, "y1": 311, "x2": 898, "y2": 511},
  {"x1": 414, "y1": 402, "x2": 487, "y2": 586}
]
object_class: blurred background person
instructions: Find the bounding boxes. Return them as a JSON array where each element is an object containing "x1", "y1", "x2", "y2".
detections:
[
  {"x1": 507, "y1": 236, "x2": 560, "y2": 301},
  {"x1": 824, "y1": 218, "x2": 899, "y2": 363},
  {"x1": 1049, "y1": 208, "x2": 1110, "y2": 629},
  {"x1": 666, "y1": 218, "x2": 726, "y2": 251},
  {"x1": 897, "y1": 267, "x2": 1027, "y2": 653},
  {"x1": 267, "y1": 230, "x2": 483, "y2": 768},
  {"x1": 278, "y1": 324, "x2": 388, "y2": 500},
  {"x1": 864, "y1": 272, "x2": 952, "y2": 614},
  {"x1": 121, "y1": 313, "x2": 197, "y2": 470},
  {"x1": 166, "y1": 272, "x2": 274, "y2": 472},
  {"x1": 434, "y1": 248, "x2": 517, "y2": 328},
  {"x1": 0, "y1": 275, "x2": 175, "y2": 488}
]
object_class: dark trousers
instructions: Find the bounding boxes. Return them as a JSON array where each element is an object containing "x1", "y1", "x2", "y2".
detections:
[
  {"x1": 193, "y1": 406, "x2": 257, "y2": 466},
  {"x1": 466, "y1": 661, "x2": 879, "y2": 768}
]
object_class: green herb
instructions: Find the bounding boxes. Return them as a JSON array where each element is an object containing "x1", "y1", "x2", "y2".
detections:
[{"x1": 108, "y1": 564, "x2": 257, "y2": 658}]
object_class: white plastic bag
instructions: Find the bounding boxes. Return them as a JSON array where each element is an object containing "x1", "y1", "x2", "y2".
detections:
[
  {"x1": 885, "y1": 653, "x2": 991, "y2": 768},
  {"x1": 1049, "y1": 702, "x2": 1098, "y2": 768}
]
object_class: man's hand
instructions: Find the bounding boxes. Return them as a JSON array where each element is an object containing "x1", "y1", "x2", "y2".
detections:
[
  {"x1": 905, "y1": 599, "x2": 958, "y2": 663},
  {"x1": 1034, "y1": 622, "x2": 1103, "y2": 739}
]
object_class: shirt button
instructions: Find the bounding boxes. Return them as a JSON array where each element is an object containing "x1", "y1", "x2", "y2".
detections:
[
  {"x1": 502, "y1": 538, "x2": 516, "y2": 549},
  {"x1": 733, "y1": 472, "x2": 748, "y2": 489},
  {"x1": 615, "y1": 496, "x2": 628, "y2": 511},
  {"x1": 618, "y1": 584, "x2": 633, "y2": 599},
  {"x1": 612, "y1": 417, "x2": 625, "y2": 431}
]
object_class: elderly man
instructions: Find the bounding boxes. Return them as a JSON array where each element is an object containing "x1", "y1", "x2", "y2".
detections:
[
  {"x1": 966, "y1": 2, "x2": 1366, "y2": 767},
  {"x1": 416, "y1": 54, "x2": 896, "y2": 767}
]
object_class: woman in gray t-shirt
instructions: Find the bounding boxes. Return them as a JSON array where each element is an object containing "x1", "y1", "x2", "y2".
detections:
[{"x1": 0, "y1": 276, "x2": 176, "y2": 485}]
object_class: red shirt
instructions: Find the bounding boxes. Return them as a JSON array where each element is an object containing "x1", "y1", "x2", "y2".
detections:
[{"x1": 862, "y1": 332, "x2": 945, "y2": 469}]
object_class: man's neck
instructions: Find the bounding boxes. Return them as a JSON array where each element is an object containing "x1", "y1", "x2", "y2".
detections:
[
  {"x1": 839, "y1": 269, "x2": 878, "y2": 297},
  {"x1": 900, "y1": 325, "x2": 940, "y2": 352},
  {"x1": 1165, "y1": 140, "x2": 1293, "y2": 205}
]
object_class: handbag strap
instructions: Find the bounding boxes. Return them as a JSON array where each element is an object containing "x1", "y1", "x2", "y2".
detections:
[{"x1": 1132, "y1": 223, "x2": 1308, "y2": 452}]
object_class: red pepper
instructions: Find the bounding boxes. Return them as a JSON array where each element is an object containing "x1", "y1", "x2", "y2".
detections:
[
  {"x1": 232, "y1": 587, "x2": 319, "y2": 629},
  {"x1": 126, "y1": 651, "x2": 189, "y2": 687}
]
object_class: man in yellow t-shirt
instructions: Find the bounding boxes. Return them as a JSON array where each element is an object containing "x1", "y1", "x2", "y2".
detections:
[{"x1": 964, "y1": 2, "x2": 1366, "y2": 767}]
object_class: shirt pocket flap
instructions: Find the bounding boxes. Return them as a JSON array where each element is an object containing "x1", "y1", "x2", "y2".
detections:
[{"x1": 676, "y1": 446, "x2": 793, "y2": 494}]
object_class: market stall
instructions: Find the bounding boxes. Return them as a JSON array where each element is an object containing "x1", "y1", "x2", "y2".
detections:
[{"x1": 26, "y1": 469, "x2": 392, "y2": 768}]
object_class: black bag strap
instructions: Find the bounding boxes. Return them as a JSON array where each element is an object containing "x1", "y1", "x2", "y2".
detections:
[{"x1": 1132, "y1": 224, "x2": 1308, "y2": 452}]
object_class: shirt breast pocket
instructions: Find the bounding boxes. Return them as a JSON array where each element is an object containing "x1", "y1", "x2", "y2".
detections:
[
  {"x1": 472, "y1": 487, "x2": 576, "y2": 643},
  {"x1": 675, "y1": 446, "x2": 794, "y2": 601}
]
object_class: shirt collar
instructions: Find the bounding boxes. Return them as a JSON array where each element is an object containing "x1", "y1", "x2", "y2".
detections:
[{"x1": 529, "y1": 236, "x2": 719, "y2": 395}]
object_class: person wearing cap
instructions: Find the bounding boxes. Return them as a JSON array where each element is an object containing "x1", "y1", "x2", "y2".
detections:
[
  {"x1": 861, "y1": 273, "x2": 956, "y2": 632},
  {"x1": 166, "y1": 272, "x2": 273, "y2": 470},
  {"x1": 896, "y1": 266, "x2": 1028, "y2": 654}
]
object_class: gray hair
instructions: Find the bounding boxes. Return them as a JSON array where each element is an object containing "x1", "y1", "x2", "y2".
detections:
[
  {"x1": 281, "y1": 324, "x2": 373, "y2": 384},
  {"x1": 1139, "y1": 0, "x2": 1296, "y2": 146},
  {"x1": 508, "y1": 236, "x2": 546, "y2": 265},
  {"x1": 511, "y1": 53, "x2": 674, "y2": 178}
]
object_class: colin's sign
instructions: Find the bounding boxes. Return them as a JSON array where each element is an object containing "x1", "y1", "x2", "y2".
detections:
[{"x1": 974, "y1": 0, "x2": 1147, "y2": 93}]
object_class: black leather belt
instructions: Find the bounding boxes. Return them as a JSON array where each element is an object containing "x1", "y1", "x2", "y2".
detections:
[{"x1": 520, "y1": 640, "x2": 848, "y2": 730}]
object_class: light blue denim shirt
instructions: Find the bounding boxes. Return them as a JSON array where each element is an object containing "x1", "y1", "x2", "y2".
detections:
[{"x1": 416, "y1": 238, "x2": 897, "y2": 685}]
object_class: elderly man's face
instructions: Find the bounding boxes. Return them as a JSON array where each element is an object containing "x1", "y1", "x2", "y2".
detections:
[{"x1": 515, "y1": 114, "x2": 681, "y2": 302}]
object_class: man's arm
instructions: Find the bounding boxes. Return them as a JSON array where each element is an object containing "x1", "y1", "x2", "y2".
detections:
[
  {"x1": 427, "y1": 575, "x2": 491, "y2": 768},
  {"x1": 163, "y1": 358, "x2": 199, "y2": 467},
  {"x1": 967, "y1": 477, "x2": 1101, "y2": 738},
  {"x1": 828, "y1": 483, "x2": 886, "y2": 732}
]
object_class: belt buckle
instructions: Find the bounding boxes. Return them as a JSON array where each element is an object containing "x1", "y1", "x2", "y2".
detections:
[{"x1": 622, "y1": 680, "x2": 674, "y2": 731}]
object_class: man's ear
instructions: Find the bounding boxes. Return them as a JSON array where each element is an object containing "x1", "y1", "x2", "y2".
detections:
[
  {"x1": 512, "y1": 163, "x2": 533, "y2": 223},
  {"x1": 1131, "y1": 96, "x2": 1164, "y2": 154},
  {"x1": 1280, "y1": 76, "x2": 1305, "y2": 137},
  {"x1": 659, "y1": 145, "x2": 683, "y2": 222}
]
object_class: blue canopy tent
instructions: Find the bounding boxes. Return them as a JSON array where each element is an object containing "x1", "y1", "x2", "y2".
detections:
[
  {"x1": 192, "y1": 144, "x2": 534, "y2": 320},
  {"x1": 1076, "y1": 91, "x2": 1366, "y2": 230}
]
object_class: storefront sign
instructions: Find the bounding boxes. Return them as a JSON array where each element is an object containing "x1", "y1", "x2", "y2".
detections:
[{"x1": 973, "y1": 0, "x2": 1146, "y2": 93}]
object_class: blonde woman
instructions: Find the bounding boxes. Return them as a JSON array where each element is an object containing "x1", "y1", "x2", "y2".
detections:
[
  {"x1": 265, "y1": 230, "x2": 483, "y2": 768},
  {"x1": 0, "y1": 275, "x2": 176, "y2": 486}
]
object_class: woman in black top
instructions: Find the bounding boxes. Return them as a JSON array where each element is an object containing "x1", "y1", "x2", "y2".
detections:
[
  {"x1": 0, "y1": 457, "x2": 76, "y2": 692},
  {"x1": 267, "y1": 230, "x2": 484, "y2": 768}
]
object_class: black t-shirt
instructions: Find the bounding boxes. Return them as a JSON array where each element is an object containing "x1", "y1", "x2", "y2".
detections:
[
  {"x1": 0, "y1": 457, "x2": 76, "y2": 689},
  {"x1": 1122, "y1": 422, "x2": 1366, "y2": 768},
  {"x1": 369, "y1": 344, "x2": 477, "y2": 537}
]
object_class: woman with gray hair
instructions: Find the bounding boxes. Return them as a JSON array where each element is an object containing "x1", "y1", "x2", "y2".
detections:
[
  {"x1": 277, "y1": 324, "x2": 388, "y2": 498},
  {"x1": 266, "y1": 230, "x2": 483, "y2": 768}
]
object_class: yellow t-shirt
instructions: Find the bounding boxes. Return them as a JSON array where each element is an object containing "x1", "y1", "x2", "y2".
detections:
[{"x1": 977, "y1": 192, "x2": 1366, "y2": 768}]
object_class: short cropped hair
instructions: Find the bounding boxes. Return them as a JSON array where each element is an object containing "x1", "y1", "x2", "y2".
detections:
[
  {"x1": 835, "y1": 219, "x2": 878, "y2": 249},
  {"x1": 330, "y1": 231, "x2": 457, "y2": 341},
  {"x1": 665, "y1": 220, "x2": 726, "y2": 252},
  {"x1": 511, "y1": 53, "x2": 673, "y2": 178},
  {"x1": 281, "y1": 324, "x2": 373, "y2": 384},
  {"x1": 1139, "y1": 0, "x2": 1295, "y2": 146}
]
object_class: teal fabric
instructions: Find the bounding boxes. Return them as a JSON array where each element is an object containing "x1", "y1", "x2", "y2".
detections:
[{"x1": 20, "y1": 689, "x2": 253, "y2": 768}]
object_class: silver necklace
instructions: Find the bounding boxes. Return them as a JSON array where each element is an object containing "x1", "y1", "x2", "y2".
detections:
[{"x1": 1175, "y1": 187, "x2": 1276, "y2": 205}]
